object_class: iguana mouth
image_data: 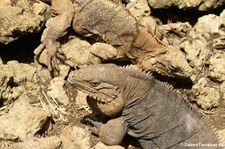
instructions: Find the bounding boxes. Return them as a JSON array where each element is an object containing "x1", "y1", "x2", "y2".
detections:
[
  {"x1": 152, "y1": 63, "x2": 192, "y2": 78},
  {"x1": 68, "y1": 79, "x2": 124, "y2": 117},
  {"x1": 68, "y1": 79, "x2": 117, "y2": 104}
]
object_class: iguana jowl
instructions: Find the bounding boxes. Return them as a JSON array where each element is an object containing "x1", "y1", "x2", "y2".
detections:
[
  {"x1": 36, "y1": 0, "x2": 192, "y2": 78},
  {"x1": 68, "y1": 64, "x2": 222, "y2": 149}
]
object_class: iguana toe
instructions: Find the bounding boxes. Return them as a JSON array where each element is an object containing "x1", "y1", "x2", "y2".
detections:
[
  {"x1": 85, "y1": 118, "x2": 102, "y2": 135},
  {"x1": 34, "y1": 43, "x2": 45, "y2": 57}
]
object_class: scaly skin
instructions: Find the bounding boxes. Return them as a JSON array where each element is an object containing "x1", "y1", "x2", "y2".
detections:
[
  {"x1": 68, "y1": 64, "x2": 222, "y2": 148},
  {"x1": 36, "y1": 0, "x2": 192, "y2": 78}
]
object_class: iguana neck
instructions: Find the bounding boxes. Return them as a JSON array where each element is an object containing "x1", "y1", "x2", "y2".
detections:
[
  {"x1": 125, "y1": 26, "x2": 167, "y2": 61},
  {"x1": 121, "y1": 75, "x2": 156, "y2": 106}
]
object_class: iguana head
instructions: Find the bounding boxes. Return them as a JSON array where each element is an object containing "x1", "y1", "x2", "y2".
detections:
[
  {"x1": 68, "y1": 64, "x2": 132, "y2": 117},
  {"x1": 140, "y1": 45, "x2": 192, "y2": 78}
]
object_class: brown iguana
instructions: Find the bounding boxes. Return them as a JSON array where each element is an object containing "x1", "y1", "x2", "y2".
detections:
[
  {"x1": 68, "y1": 64, "x2": 223, "y2": 149},
  {"x1": 36, "y1": 0, "x2": 192, "y2": 78}
]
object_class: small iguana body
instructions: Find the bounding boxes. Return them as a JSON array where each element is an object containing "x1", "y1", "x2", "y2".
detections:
[
  {"x1": 36, "y1": 0, "x2": 192, "y2": 78},
  {"x1": 68, "y1": 64, "x2": 222, "y2": 148}
]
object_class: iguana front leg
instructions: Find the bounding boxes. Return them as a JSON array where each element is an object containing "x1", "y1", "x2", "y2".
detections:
[
  {"x1": 86, "y1": 117, "x2": 127, "y2": 146},
  {"x1": 35, "y1": 0, "x2": 74, "y2": 71}
]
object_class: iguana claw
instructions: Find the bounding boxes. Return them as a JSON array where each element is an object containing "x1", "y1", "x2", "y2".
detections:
[
  {"x1": 84, "y1": 118, "x2": 102, "y2": 135},
  {"x1": 34, "y1": 40, "x2": 64, "y2": 72},
  {"x1": 84, "y1": 117, "x2": 126, "y2": 145},
  {"x1": 34, "y1": 43, "x2": 45, "y2": 56},
  {"x1": 44, "y1": 39, "x2": 60, "y2": 71}
]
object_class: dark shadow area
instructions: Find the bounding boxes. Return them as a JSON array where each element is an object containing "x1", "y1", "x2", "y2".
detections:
[
  {"x1": 0, "y1": 100, "x2": 3, "y2": 108},
  {"x1": 122, "y1": 135, "x2": 142, "y2": 149},
  {"x1": 154, "y1": 74, "x2": 194, "y2": 89},
  {"x1": 151, "y1": 4, "x2": 225, "y2": 25},
  {"x1": 0, "y1": 32, "x2": 42, "y2": 64}
]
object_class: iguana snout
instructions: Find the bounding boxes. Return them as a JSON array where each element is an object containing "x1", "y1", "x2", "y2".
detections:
[
  {"x1": 68, "y1": 64, "x2": 125, "y2": 117},
  {"x1": 140, "y1": 45, "x2": 192, "y2": 78},
  {"x1": 163, "y1": 46, "x2": 193, "y2": 78}
]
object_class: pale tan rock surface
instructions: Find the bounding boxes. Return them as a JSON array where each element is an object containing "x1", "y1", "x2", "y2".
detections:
[
  {"x1": 190, "y1": 78, "x2": 220, "y2": 110},
  {"x1": 60, "y1": 125, "x2": 91, "y2": 149},
  {"x1": 93, "y1": 142, "x2": 125, "y2": 149},
  {"x1": 7, "y1": 60, "x2": 36, "y2": 84},
  {"x1": 9, "y1": 136, "x2": 62, "y2": 149},
  {"x1": 0, "y1": 97, "x2": 49, "y2": 141},
  {"x1": 0, "y1": 63, "x2": 13, "y2": 101},
  {"x1": 209, "y1": 52, "x2": 225, "y2": 82},
  {"x1": 0, "y1": 0, "x2": 50, "y2": 44},
  {"x1": 47, "y1": 77, "x2": 70, "y2": 106},
  {"x1": 126, "y1": 0, "x2": 151, "y2": 20},
  {"x1": 62, "y1": 37, "x2": 91, "y2": 68}
]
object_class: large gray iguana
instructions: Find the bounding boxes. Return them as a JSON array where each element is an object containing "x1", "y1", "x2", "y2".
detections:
[
  {"x1": 35, "y1": 0, "x2": 192, "y2": 78},
  {"x1": 68, "y1": 64, "x2": 223, "y2": 149}
]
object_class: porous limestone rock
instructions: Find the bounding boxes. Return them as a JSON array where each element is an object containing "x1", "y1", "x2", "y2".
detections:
[
  {"x1": 0, "y1": 96, "x2": 49, "y2": 141},
  {"x1": 10, "y1": 136, "x2": 62, "y2": 149},
  {"x1": 160, "y1": 22, "x2": 192, "y2": 46},
  {"x1": 61, "y1": 37, "x2": 91, "y2": 68},
  {"x1": 23, "y1": 82, "x2": 41, "y2": 104},
  {"x1": 221, "y1": 9, "x2": 225, "y2": 18},
  {"x1": 7, "y1": 61, "x2": 36, "y2": 84},
  {"x1": 220, "y1": 82, "x2": 225, "y2": 102},
  {"x1": 180, "y1": 36, "x2": 209, "y2": 78},
  {"x1": 47, "y1": 77, "x2": 70, "y2": 106},
  {"x1": 175, "y1": 11, "x2": 225, "y2": 112},
  {"x1": 190, "y1": 14, "x2": 225, "y2": 37},
  {"x1": 126, "y1": 0, "x2": 151, "y2": 20},
  {"x1": 209, "y1": 52, "x2": 225, "y2": 82},
  {"x1": 0, "y1": 61, "x2": 38, "y2": 104},
  {"x1": 58, "y1": 64, "x2": 70, "y2": 79},
  {"x1": 75, "y1": 90, "x2": 89, "y2": 111},
  {"x1": 93, "y1": 142, "x2": 125, "y2": 149},
  {"x1": 88, "y1": 42, "x2": 127, "y2": 64},
  {"x1": 0, "y1": 0, "x2": 50, "y2": 44},
  {"x1": 190, "y1": 77, "x2": 220, "y2": 110},
  {"x1": 180, "y1": 12, "x2": 225, "y2": 81},
  {"x1": 0, "y1": 63, "x2": 13, "y2": 101},
  {"x1": 60, "y1": 125, "x2": 91, "y2": 149}
]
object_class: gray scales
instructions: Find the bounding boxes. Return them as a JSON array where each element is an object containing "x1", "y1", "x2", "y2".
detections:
[{"x1": 68, "y1": 64, "x2": 223, "y2": 149}]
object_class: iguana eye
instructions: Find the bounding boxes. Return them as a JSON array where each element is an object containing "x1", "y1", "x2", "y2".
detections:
[
  {"x1": 169, "y1": 65, "x2": 178, "y2": 71},
  {"x1": 89, "y1": 81, "x2": 100, "y2": 87}
]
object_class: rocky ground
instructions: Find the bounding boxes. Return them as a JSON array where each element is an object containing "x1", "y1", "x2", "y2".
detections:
[{"x1": 0, "y1": 0, "x2": 225, "y2": 148}]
